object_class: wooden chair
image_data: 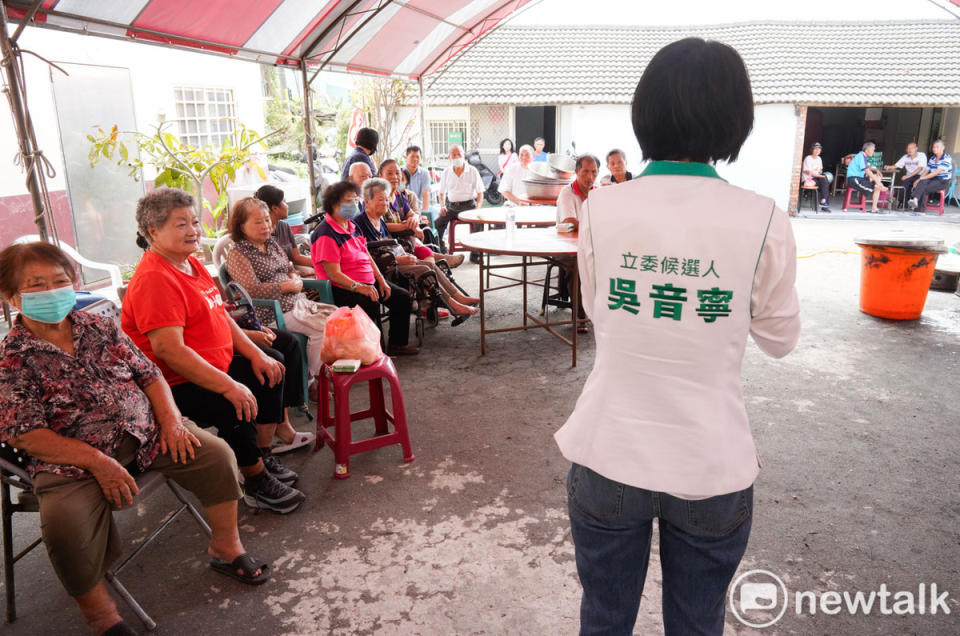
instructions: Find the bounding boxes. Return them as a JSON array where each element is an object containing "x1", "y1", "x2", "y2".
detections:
[{"x1": 799, "y1": 182, "x2": 820, "y2": 212}]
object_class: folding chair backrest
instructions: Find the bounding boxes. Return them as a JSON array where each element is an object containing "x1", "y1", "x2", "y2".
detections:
[
  {"x1": 80, "y1": 299, "x2": 122, "y2": 328},
  {"x1": 0, "y1": 441, "x2": 32, "y2": 484}
]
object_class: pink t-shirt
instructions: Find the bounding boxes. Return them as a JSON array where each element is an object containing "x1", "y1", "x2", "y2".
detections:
[{"x1": 310, "y1": 216, "x2": 376, "y2": 287}]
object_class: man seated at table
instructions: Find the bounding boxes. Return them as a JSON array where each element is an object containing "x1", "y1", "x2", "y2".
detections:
[
  {"x1": 435, "y1": 143, "x2": 484, "y2": 261},
  {"x1": 499, "y1": 144, "x2": 535, "y2": 205},
  {"x1": 846, "y1": 142, "x2": 888, "y2": 214},
  {"x1": 554, "y1": 155, "x2": 598, "y2": 331},
  {"x1": 802, "y1": 142, "x2": 831, "y2": 212},
  {"x1": 908, "y1": 139, "x2": 953, "y2": 213},
  {"x1": 556, "y1": 154, "x2": 599, "y2": 229},
  {"x1": 599, "y1": 149, "x2": 633, "y2": 186},
  {"x1": 884, "y1": 141, "x2": 926, "y2": 206}
]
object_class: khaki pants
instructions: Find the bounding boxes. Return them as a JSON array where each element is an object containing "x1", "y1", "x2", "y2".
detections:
[{"x1": 32, "y1": 422, "x2": 241, "y2": 596}]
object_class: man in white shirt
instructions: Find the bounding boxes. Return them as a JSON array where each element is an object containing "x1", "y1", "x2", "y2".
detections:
[
  {"x1": 435, "y1": 144, "x2": 484, "y2": 259},
  {"x1": 499, "y1": 144, "x2": 535, "y2": 205},
  {"x1": 801, "y1": 142, "x2": 831, "y2": 212},
  {"x1": 884, "y1": 141, "x2": 926, "y2": 206},
  {"x1": 554, "y1": 155, "x2": 599, "y2": 327},
  {"x1": 556, "y1": 154, "x2": 599, "y2": 228}
]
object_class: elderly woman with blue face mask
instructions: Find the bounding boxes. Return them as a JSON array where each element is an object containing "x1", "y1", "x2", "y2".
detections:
[
  {"x1": 0, "y1": 242, "x2": 269, "y2": 634},
  {"x1": 310, "y1": 180, "x2": 418, "y2": 356}
]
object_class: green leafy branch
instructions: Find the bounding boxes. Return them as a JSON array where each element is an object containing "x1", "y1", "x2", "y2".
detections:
[{"x1": 88, "y1": 120, "x2": 284, "y2": 237}]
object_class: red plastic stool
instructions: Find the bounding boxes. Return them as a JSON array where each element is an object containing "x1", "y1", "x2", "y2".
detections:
[
  {"x1": 313, "y1": 355, "x2": 414, "y2": 478},
  {"x1": 928, "y1": 190, "x2": 946, "y2": 216},
  {"x1": 842, "y1": 187, "x2": 866, "y2": 212}
]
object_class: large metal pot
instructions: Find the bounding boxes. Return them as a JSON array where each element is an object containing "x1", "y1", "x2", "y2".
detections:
[
  {"x1": 547, "y1": 153, "x2": 576, "y2": 177},
  {"x1": 528, "y1": 161, "x2": 570, "y2": 180},
  {"x1": 523, "y1": 178, "x2": 568, "y2": 200}
]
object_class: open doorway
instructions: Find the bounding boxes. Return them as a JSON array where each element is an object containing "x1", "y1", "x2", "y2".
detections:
[{"x1": 515, "y1": 106, "x2": 556, "y2": 154}]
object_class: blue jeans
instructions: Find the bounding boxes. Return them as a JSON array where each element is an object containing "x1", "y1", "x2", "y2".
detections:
[{"x1": 567, "y1": 464, "x2": 753, "y2": 636}]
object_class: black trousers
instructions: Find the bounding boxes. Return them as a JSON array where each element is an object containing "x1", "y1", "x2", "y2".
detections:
[
  {"x1": 331, "y1": 283, "x2": 412, "y2": 347},
  {"x1": 170, "y1": 354, "x2": 286, "y2": 468},
  {"x1": 912, "y1": 177, "x2": 949, "y2": 211},
  {"x1": 259, "y1": 328, "x2": 304, "y2": 407},
  {"x1": 900, "y1": 174, "x2": 920, "y2": 204},
  {"x1": 812, "y1": 176, "x2": 830, "y2": 204},
  {"x1": 434, "y1": 199, "x2": 477, "y2": 253}
]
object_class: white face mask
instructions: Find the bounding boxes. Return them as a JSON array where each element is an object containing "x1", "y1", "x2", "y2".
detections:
[{"x1": 451, "y1": 157, "x2": 465, "y2": 168}]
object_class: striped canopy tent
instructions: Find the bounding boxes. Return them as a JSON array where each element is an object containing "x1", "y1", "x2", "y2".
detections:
[{"x1": 0, "y1": 0, "x2": 536, "y2": 235}]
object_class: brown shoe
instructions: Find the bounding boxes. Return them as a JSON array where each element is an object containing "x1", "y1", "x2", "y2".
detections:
[
  {"x1": 444, "y1": 253, "x2": 465, "y2": 268},
  {"x1": 386, "y1": 344, "x2": 420, "y2": 356}
]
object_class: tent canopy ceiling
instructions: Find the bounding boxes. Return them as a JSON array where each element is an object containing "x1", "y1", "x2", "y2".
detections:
[{"x1": 3, "y1": 0, "x2": 535, "y2": 79}]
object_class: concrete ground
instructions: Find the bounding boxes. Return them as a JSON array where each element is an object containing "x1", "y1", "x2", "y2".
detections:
[{"x1": 3, "y1": 216, "x2": 960, "y2": 635}]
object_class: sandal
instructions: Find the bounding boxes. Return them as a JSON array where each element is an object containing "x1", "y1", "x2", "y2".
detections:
[
  {"x1": 103, "y1": 621, "x2": 139, "y2": 636},
  {"x1": 271, "y1": 431, "x2": 316, "y2": 455},
  {"x1": 210, "y1": 554, "x2": 271, "y2": 586}
]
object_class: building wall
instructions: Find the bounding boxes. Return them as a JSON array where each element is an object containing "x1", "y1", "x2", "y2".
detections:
[
  {"x1": 557, "y1": 104, "x2": 642, "y2": 176},
  {"x1": 717, "y1": 103, "x2": 799, "y2": 211},
  {"x1": 0, "y1": 27, "x2": 265, "y2": 262}
]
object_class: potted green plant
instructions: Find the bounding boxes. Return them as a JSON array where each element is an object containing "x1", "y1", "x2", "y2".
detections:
[{"x1": 88, "y1": 120, "x2": 283, "y2": 253}]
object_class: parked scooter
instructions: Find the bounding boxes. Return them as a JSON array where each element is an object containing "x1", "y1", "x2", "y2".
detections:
[{"x1": 466, "y1": 149, "x2": 504, "y2": 206}]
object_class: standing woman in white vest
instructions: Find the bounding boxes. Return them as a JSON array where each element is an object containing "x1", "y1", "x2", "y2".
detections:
[{"x1": 555, "y1": 38, "x2": 801, "y2": 635}]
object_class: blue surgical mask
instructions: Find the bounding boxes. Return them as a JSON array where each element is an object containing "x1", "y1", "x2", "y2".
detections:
[
  {"x1": 339, "y1": 202, "x2": 359, "y2": 220},
  {"x1": 19, "y1": 285, "x2": 76, "y2": 324}
]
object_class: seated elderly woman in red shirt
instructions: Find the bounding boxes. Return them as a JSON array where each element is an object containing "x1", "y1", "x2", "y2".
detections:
[
  {"x1": 310, "y1": 181, "x2": 419, "y2": 356},
  {"x1": 122, "y1": 188, "x2": 305, "y2": 514},
  {"x1": 0, "y1": 242, "x2": 270, "y2": 635}
]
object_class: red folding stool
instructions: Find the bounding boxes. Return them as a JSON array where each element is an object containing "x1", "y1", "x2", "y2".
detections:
[
  {"x1": 314, "y1": 355, "x2": 414, "y2": 478},
  {"x1": 842, "y1": 187, "x2": 867, "y2": 212},
  {"x1": 928, "y1": 190, "x2": 946, "y2": 216}
]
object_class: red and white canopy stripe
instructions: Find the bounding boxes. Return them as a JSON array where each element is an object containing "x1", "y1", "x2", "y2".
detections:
[{"x1": 4, "y1": 0, "x2": 535, "y2": 79}]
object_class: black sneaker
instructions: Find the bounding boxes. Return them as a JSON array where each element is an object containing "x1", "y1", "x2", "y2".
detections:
[
  {"x1": 820, "y1": 205, "x2": 832, "y2": 212},
  {"x1": 243, "y1": 472, "x2": 305, "y2": 514},
  {"x1": 469, "y1": 251, "x2": 481, "y2": 264},
  {"x1": 262, "y1": 453, "x2": 298, "y2": 484}
]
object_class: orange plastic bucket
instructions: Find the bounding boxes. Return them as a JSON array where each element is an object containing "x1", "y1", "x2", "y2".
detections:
[{"x1": 855, "y1": 239, "x2": 944, "y2": 320}]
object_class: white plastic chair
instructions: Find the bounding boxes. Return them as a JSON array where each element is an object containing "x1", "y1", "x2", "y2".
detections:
[
  {"x1": 12, "y1": 235, "x2": 123, "y2": 302},
  {"x1": 211, "y1": 235, "x2": 235, "y2": 269}
]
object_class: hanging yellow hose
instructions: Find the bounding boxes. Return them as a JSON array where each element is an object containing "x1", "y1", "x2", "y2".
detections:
[{"x1": 798, "y1": 249, "x2": 859, "y2": 259}]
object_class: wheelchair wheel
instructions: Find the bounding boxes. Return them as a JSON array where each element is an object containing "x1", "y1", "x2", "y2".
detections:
[
  {"x1": 415, "y1": 315, "x2": 425, "y2": 346},
  {"x1": 426, "y1": 303, "x2": 440, "y2": 327}
]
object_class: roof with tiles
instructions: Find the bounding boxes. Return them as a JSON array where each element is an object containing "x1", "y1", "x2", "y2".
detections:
[{"x1": 424, "y1": 21, "x2": 960, "y2": 106}]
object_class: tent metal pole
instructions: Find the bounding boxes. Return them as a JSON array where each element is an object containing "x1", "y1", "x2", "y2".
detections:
[
  {"x1": 0, "y1": 4, "x2": 48, "y2": 239},
  {"x1": 418, "y1": 76, "x2": 427, "y2": 157},
  {"x1": 301, "y1": 60, "x2": 318, "y2": 216}
]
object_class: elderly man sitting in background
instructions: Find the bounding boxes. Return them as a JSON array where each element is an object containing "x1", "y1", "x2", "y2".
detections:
[
  {"x1": 846, "y1": 142, "x2": 888, "y2": 214},
  {"x1": 435, "y1": 143, "x2": 484, "y2": 261},
  {"x1": 908, "y1": 139, "x2": 953, "y2": 213},
  {"x1": 599, "y1": 149, "x2": 633, "y2": 186},
  {"x1": 499, "y1": 144, "x2": 535, "y2": 205},
  {"x1": 884, "y1": 141, "x2": 926, "y2": 206}
]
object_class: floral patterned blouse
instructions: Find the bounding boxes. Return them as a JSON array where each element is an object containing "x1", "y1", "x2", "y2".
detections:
[
  {"x1": 0, "y1": 311, "x2": 164, "y2": 479},
  {"x1": 226, "y1": 238, "x2": 304, "y2": 325}
]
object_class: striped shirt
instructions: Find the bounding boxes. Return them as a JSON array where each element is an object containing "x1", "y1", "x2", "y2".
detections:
[{"x1": 927, "y1": 153, "x2": 953, "y2": 180}]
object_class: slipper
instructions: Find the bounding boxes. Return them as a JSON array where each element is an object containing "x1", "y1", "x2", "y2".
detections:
[
  {"x1": 451, "y1": 313, "x2": 471, "y2": 327},
  {"x1": 210, "y1": 554, "x2": 271, "y2": 586},
  {"x1": 271, "y1": 431, "x2": 316, "y2": 455}
]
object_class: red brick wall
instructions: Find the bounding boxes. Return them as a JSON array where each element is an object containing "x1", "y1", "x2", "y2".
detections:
[{"x1": 787, "y1": 105, "x2": 808, "y2": 216}]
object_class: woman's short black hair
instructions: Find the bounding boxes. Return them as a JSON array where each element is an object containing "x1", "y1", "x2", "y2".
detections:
[
  {"x1": 254, "y1": 184, "x2": 285, "y2": 209},
  {"x1": 500, "y1": 138, "x2": 514, "y2": 154},
  {"x1": 632, "y1": 38, "x2": 754, "y2": 164},
  {"x1": 321, "y1": 181, "x2": 360, "y2": 215}
]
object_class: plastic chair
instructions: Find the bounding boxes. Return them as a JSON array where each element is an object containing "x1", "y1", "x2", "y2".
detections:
[
  {"x1": 947, "y1": 174, "x2": 959, "y2": 208},
  {"x1": 0, "y1": 442, "x2": 211, "y2": 629},
  {"x1": 842, "y1": 187, "x2": 867, "y2": 212},
  {"x1": 313, "y1": 355, "x2": 414, "y2": 478},
  {"x1": 927, "y1": 189, "x2": 946, "y2": 216},
  {"x1": 13, "y1": 235, "x2": 123, "y2": 302},
  {"x1": 211, "y1": 235, "x2": 234, "y2": 269}
]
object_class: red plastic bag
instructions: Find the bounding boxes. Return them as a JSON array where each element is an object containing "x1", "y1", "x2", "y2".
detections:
[{"x1": 320, "y1": 306, "x2": 383, "y2": 366}]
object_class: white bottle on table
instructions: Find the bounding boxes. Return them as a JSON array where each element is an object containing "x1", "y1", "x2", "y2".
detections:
[{"x1": 505, "y1": 208, "x2": 516, "y2": 246}]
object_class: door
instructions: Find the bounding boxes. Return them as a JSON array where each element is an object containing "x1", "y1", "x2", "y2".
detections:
[
  {"x1": 515, "y1": 106, "x2": 557, "y2": 154},
  {"x1": 51, "y1": 63, "x2": 144, "y2": 284}
]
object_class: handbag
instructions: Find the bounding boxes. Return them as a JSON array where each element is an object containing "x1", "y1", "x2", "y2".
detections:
[
  {"x1": 222, "y1": 281, "x2": 262, "y2": 331},
  {"x1": 289, "y1": 295, "x2": 337, "y2": 333}
]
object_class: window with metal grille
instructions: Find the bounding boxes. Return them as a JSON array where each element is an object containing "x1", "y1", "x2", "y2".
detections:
[
  {"x1": 174, "y1": 87, "x2": 237, "y2": 148},
  {"x1": 428, "y1": 120, "x2": 468, "y2": 160}
]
